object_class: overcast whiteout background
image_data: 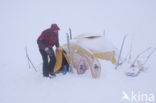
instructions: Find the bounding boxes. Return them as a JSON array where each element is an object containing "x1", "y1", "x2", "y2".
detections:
[{"x1": 0, "y1": 0, "x2": 156, "y2": 103}]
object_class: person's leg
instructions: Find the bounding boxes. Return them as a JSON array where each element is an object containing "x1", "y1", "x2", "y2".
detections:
[
  {"x1": 62, "y1": 55, "x2": 69, "y2": 72},
  {"x1": 48, "y1": 49, "x2": 56, "y2": 74},
  {"x1": 39, "y1": 49, "x2": 49, "y2": 77}
]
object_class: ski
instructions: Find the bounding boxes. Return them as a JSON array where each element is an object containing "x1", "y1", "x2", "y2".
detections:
[
  {"x1": 66, "y1": 33, "x2": 73, "y2": 73},
  {"x1": 25, "y1": 47, "x2": 37, "y2": 72},
  {"x1": 69, "y1": 28, "x2": 72, "y2": 40}
]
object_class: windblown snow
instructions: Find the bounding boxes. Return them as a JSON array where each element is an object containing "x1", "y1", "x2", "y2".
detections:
[{"x1": 0, "y1": 0, "x2": 156, "y2": 103}]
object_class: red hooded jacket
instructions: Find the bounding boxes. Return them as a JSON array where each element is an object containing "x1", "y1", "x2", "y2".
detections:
[{"x1": 37, "y1": 24, "x2": 60, "y2": 50}]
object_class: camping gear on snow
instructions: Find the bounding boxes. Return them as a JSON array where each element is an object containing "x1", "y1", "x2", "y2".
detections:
[
  {"x1": 72, "y1": 34, "x2": 116, "y2": 64},
  {"x1": 47, "y1": 33, "x2": 117, "y2": 78},
  {"x1": 62, "y1": 33, "x2": 117, "y2": 78},
  {"x1": 52, "y1": 46, "x2": 69, "y2": 73}
]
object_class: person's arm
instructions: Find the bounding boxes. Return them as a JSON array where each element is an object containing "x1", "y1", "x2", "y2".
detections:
[
  {"x1": 55, "y1": 31, "x2": 59, "y2": 48},
  {"x1": 55, "y1": 32, "x2": 60, "y2": 54},
  {"x1": 55, "y1": 40, "x2": 59, "y2": 48}
]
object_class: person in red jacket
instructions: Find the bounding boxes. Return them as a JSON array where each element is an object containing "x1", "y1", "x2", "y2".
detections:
[{"x1": 37, "y1": 24, "x2": 60, "y2": 77}]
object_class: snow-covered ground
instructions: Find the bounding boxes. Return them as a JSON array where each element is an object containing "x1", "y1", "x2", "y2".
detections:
[{"x1": 0, "y1": 0, "x2": 156, "y2": 103}]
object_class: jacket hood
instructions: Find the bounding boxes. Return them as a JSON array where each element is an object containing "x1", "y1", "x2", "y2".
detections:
[{"x1": 51, "y1": 24, "x2": 60, "y2": 31}]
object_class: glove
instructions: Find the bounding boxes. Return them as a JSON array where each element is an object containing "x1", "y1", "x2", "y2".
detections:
[
  {"x1": 55, "y1": 48, "x2": 59, "y2": 55},
  {"x1": 45, "y1": 47, "x2": 52, "y2": 56},
  {"x1": 45, "y1": 47, "x2": 49, "y2": 52}
]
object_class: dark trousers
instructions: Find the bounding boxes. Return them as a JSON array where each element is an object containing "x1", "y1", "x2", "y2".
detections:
[{"x1": 39, "y1": 49, "x2": 56, "y2": 76}]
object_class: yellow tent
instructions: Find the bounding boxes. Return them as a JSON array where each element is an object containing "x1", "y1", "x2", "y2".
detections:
[
  {"x1": 64, "y1": 34, "x2": 116, "y2": 65},
  {"x1": 52, "y1": 34, "x2": 117, "y2": 78},
  {"x1": 62, "y1": 34, "x2": 117, "y2": 78},
  {"x1": 53, "y1": 46, "x2": 69, "y2": 73}
]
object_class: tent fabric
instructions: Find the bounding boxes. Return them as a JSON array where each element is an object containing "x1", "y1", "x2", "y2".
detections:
[
  {"x1": 66, "y1": 34, "x2": 117, "y2": 64},
  {"x1": 63, "y1": 43, "x2": 101, "y2": 78},
  {"x1": 53, "y1": 46, "x2": 69, "y2": 73},
  {"x1": 52, "y1": 34, "x2": 117, "y2": 78}
]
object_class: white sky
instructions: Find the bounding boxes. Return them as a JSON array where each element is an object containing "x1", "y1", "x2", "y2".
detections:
[{"x1": 0, "y1": 0, "x2": 156, "y2": 66}]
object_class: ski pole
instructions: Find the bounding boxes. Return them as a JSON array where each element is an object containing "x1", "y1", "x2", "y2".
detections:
[{"x1": 25, "y1": 47, "x2": 37, "y2": 72}]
